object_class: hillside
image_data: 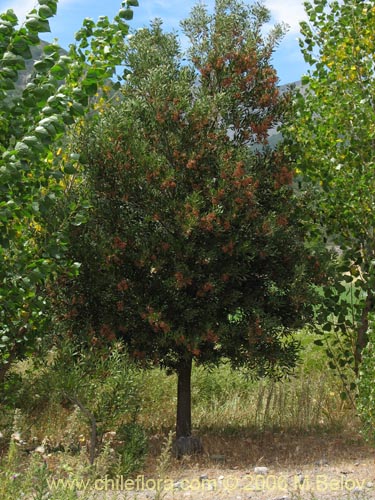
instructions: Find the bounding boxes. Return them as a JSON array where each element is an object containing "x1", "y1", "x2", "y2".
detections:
[{"x1": 12, "y1": 40, "x2": 67, "y2": 92}]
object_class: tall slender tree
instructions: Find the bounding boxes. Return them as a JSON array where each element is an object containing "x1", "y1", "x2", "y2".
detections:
[
  {"x1": 0, "y1": 0, "x2": 137, "y2": 380},
  {"x1": 285, "y1": 0, "x2": 375, "y2": 379}
]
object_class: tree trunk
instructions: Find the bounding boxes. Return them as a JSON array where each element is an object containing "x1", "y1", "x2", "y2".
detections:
[
  {"x1": 173, "y1": 356, "x2": 202, "y2": 458},
  {"x1": 0, "y1": 362, "x2": 10, "y2": 384},
  {"x1": 0, "y1": 347, "x2": 17, "y2": 384},
  {"x1": 355, "y1": 292, "x2": 374, "y2": 375},
  {"x1": 176, "y1": 356, "x2": 192, "y2": 439},
  {"x1": 67, "y1": 394, "x2": 97, "y2": 465}
]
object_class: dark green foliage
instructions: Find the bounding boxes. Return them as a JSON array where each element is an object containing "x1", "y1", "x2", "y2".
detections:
[
  {"x1": 53, "y1": 2, "x2": 328, "y2": 444},
  {"x1": 114, "y1": 422, "x2": 148, "y2": 475}
]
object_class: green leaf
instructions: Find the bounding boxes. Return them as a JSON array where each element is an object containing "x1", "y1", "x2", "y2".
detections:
[
  {"x1": 25, "y1": 16, "x2": 51, "y2": 33},
  {"x1": 64, "y1": 163, "x2": 78, "y2": 174},
  {"x1": 322, "y1": 322, "x2": 331, "y2": 332},
  {"x1": 2, "y1": 51, "x2": 26, "y2": 69},
  {"x1": 70, "y1": 101, "x2": 85, "y2": 116},
  {"x1": 33, "y1": 59, "x2": 48, "y2": 72},
  {"x1": 82, "y1": 80, "x2": 98, "y2": 95},
  {"x1": 42, "y1": 106, "x2": 55, "y2": 115},
  {"x1": 38, "y1": 120, "x2": 56, "y2": 136},
  {"x1": 342, "y1": 274, "x2": 353, "y2": 283},
  {"x1": 0, "y1": 78, "x2": 15, "y2": 90},
  {"x1": 43, "y1": 43, "x2": 60, "y2": 55},
  {"x1": 15, "y1": 142, "x2": 31, "y2": 155},
  {"x1": 61, "y1": 112, "x2": 75, "y2": 125},
  {"x1": 29, "y1": 268, "x2": 44, "y2": 283},
  {"x1": 11, "y1": 36, "x2": 33, "y2": 59},
  {"x1": 1, "y1": 10, "x2": 18, "y2": 24},
  {"x1": 38, "y1": 5, "x2": 54, "y2": 19},
  {"x1": 0, "y1": 67, "x2": 17, "y2": 79},
  {"x1": 74, "y1": 28, "x2": 86, "y2": 41},
  {"x1": 35, "y1": 125, "x2": 51, "y2": 139},
  {"x1": 118, "y1": 8, "x2": 133, "y2": 20},
  {"x1": 59, "y1": 55, "x2": 72, "y2": 64},
  {"x1": 32, "y1": 201, "x2": 40, "y2": 212},
  {"x1": 71, "y1": 211, "x2": 87, "y2": 226},
  {"x1": 23, "y1": 135, "x2": 39, "y2": 144},
  {"x1": 38, "y1": 0, "x2": 57, "y2": 15},
  {"x1": 50, "y1": 64, "x2": 68, "y2": 79}
]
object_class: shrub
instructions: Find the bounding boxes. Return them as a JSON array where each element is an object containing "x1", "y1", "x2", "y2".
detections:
[
  {"x1": 0, "y1": 341, "x2": 145, "y2": 467},
  {"x1": 113, "y1": 422, "x2": 148, "y2": 476}
]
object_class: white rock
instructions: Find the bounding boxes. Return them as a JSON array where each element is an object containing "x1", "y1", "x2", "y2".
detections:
[
  {"x1": 254, "y1": 466, "x2": 269, "y2": 475},
  {"x1": 296, "y1": 472, "x2": 305, "y2": 485},
  {"x1": 11, "y1": 432, "x2": 21, "y2": 442}
]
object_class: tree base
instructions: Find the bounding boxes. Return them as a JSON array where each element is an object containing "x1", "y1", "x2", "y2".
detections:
[{"x1": 172, "y1": 436, "x2": 203, "y2": 459}]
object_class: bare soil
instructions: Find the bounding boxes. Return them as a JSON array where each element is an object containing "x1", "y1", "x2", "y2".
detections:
[{"x1": 91, "y1": 430, "x2": 375, "y2": 500}]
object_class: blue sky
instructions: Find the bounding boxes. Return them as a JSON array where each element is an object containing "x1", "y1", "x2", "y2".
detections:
[{"x1": 0, "y1": 0, "x2": 309, "y2": 84}]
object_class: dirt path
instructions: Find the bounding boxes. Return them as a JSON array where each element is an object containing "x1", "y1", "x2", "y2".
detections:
[
  {"x1": 88, "y1": 462, "x2": 375, "y2": 500},
  {"x1": 88, "y1": 432, "x2": 375, "y2": 499}
]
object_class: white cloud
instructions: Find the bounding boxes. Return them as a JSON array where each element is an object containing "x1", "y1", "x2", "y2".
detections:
[
  {"x1": 265, "y1": 0, "x2": 307, "y2": 34},
  {"x1": 1, "y1": 0, "x2": 37, "y2": 23},
  {"x1": 2, "y1": 0, "x2": 307, "y2": 34},
  {"x1": 1, "y1": 0, "x2": 85, "y2": 24}
]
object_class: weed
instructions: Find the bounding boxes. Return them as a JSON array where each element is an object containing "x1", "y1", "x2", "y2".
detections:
[
  {"x1": 154, "y1": 430, "x2": 174, "y2": 500},
  {"x1": 112, "y1": 422, "x2": 148, "y2": 477}
]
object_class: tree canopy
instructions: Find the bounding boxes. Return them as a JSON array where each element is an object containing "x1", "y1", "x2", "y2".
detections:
[{"x1": 59, "y1": 0, "x2": 323, "y2": 441}]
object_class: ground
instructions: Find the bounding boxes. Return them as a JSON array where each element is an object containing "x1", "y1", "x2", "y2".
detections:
[{"x1": 87, "y1": 431, "x2": 375, "y2": 500}]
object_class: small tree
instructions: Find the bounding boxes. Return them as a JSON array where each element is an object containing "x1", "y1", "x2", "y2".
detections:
[
  {"x1": 61, "y1": 0, "x2": 323, "y2": 447},
  {"x1": 34, "y1": 341, "x2": 143, "y2": 466},
  {"x1": 284, "y1": 0, "x2": 375, "y2": 381}
]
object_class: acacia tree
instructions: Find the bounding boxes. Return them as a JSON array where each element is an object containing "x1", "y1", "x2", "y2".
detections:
[
  {"x1": 285, "y1": 0, "x2": 375, "y2": 380},
  {"x1": 0, "y1": 0, "x2": 138, "y2": 380},
  {"x1": 61, "y1": 0, "x2": 323, "y2": 445}
]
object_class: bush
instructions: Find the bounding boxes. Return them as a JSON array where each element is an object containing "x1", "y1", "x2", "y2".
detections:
[
  {"x1": 0, "y1": 340, "x2": 145, "y2": 468},
  {"x1": 113, "y1": 422, "x2": 148, "y2": 476}
]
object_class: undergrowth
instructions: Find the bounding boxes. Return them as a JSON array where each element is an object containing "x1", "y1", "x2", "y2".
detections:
[{"x1": 0, "y1": 329, "x2": 362, "y2": 500}]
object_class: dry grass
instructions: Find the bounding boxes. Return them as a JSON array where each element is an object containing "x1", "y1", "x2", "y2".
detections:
[
  {"x1": 2, "y1": 331, "x2": 373, "y2": 500},
  {"x1": 139, "y1": 364, "x2": 354, "y2": 436}
]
